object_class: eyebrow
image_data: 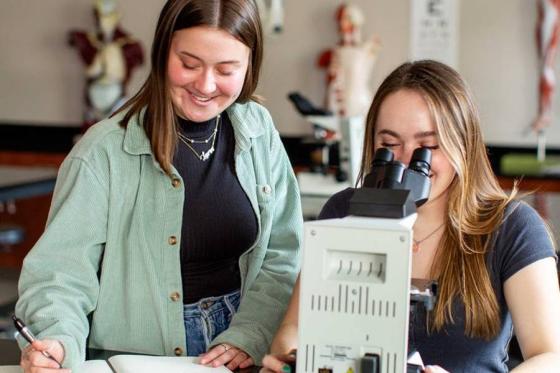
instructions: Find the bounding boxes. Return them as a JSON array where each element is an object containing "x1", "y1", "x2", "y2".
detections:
[
  {"x1": 377, "y1": 129, "x2": 437, "y2": 139},
  {"x1": 179, "y1": 51, "x2": 242, "y2": 66}
]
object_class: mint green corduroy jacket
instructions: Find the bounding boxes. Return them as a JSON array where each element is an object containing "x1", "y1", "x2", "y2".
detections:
[{"x1": 15, "y1": 101, "x2": 303, "y2": 369}]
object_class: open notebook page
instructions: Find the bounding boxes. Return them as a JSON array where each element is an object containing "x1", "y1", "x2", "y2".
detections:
[{"x1": 108, "y1": 355, "x2": 233, "y2": 373}]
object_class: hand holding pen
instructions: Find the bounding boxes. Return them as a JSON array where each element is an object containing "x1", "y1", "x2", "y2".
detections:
[{"x1": 12, "y1": 315, "x2": 69, "y2": 372}]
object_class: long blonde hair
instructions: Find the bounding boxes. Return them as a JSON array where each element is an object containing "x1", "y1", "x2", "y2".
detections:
[
  {"x1": 114, "y1": 0, "x2": 263, "y2": 175},
  {"x1": 359, "y1": 60, "x2": 517, "y2": 339}
]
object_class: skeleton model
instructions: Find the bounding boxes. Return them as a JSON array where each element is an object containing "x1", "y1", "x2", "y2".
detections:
[
  {"x1": 317, "y1": 4, "x2": 381, "y2": 118},
  {"x1": 68, "y1": 0, "x2": 144, "y2": 131},
  {"x1": 534, "y1": 0, "x2": 560, "y2": 132}
]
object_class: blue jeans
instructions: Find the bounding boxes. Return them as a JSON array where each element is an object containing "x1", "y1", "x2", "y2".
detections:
[{"x1": 183, "y1": 289, "x2": 241, "y2": 356}]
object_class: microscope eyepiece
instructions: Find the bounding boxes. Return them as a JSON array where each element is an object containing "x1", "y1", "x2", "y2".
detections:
[
  {"x1": 383, "y1": 161, "x2": 406, "y2": 188},
  {"x1": 364, "y1": 148, "x2": 395, "y2": 188},
  {"x1": 408, "y1": 147, "x2": 432, "y2": 177},
  {"x1": 372, "y1": 147, "x2": 394, "y2": 166}
]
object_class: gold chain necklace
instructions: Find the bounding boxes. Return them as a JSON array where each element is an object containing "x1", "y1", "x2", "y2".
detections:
[
  {"x1": 413, "y1": 223, "x2": 444, "y2": 253},
  {"x1": 177, "y1": 115, "x2": 220, "y2": 161}
]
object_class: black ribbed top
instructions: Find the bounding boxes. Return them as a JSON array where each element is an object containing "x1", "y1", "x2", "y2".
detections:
[{"x1": 173, "y1": 112, "x2": 258, "y2": 304}]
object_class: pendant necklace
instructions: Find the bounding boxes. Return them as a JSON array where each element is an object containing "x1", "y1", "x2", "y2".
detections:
[
  {"x1": 177, "y1": 114, "x2": 220, "y2": 161},
  {"x1": 413, "y1": 223, "x2": 444, "y2": 253}
]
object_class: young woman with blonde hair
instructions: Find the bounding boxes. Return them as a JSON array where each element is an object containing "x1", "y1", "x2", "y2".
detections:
[{"x1": 263, "y1": 60, "x2": 560, "y2": 372}]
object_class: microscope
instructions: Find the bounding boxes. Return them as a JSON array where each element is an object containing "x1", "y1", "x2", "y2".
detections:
[
  {"x1": 287, "y1": 92, "x2": 365, "y2": 187},
  {"x1": 287, "y1": 92, "x2": 365, "y2": 219},
  {"x1": 297, "y1": 147, "x2": 437, "y2": 373}
]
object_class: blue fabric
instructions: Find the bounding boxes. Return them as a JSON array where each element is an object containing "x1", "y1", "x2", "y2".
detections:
[{"x1": 184, "y1": 290, "x2": 241, "y2": 356}]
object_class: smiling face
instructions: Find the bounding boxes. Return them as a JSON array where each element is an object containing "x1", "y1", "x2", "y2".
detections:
[
  {"x1": 374, "y1": 89, "x2": 456, "y2": 210},
  {"x1": 167, "y1": 26, "x2": 251, "y2": 122}
]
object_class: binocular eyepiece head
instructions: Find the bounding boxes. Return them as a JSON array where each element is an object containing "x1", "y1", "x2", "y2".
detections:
[
  {"x1": 362, "y1": 147, "x2": 432, "y2": 207},
  {"x1": 350, "y1": 147, "x2": 433, "y2": 217},
  {"x1": 369, "y1": 147, "x2": 432, "y2": 178}
]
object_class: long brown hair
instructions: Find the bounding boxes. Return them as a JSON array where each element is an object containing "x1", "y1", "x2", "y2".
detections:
[
  {"x1": 114, "y1": 0, "x2": 263, "y2": 175},
  {"x1": 359, "y1": 60, "x2": 517, "y2": 339}
]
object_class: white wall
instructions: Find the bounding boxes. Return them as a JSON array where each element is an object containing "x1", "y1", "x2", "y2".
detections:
[
  {"x1": 0, "y1": 0, "x2": 165, "y2": 126},
  {"x1": 1, "y1": 0, "x2": 559, "y2": 147}
]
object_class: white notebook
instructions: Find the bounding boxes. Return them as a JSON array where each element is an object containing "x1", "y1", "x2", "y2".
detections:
[
  {"x1": 0, "y1": 356, "x2": 233, "y2": 373},
  {"x1": 107, "y1": 355, "x2": 233, "y2": 373}
]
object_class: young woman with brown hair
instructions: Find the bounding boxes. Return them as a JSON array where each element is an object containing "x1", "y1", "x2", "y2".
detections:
[
  {"x1": 263, "y1": 60, "x2": 560, "y2": 372},
  {"x1": 16, "y1": 1, "x2": 302, "y2": 371}
]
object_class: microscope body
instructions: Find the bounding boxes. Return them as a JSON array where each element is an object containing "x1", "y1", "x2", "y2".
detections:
[
  {"x1": 297, "y1": 214, "x2": 415, "y2": 373},
  {"x1": 297, "y1": 147, "x2": 434, "y2": 373}
]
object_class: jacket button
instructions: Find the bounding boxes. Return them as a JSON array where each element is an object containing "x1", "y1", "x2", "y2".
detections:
[
  {"x1": 174, "y1": 347, "x2": 183, "y2": 356},
  {"x1": 172, "y1": 178, "x2": 181, "y2": 188},
  {"x1": 168, "y1": 236, "x2": 177, "y2": 245},
  {"x1": 262, "y1": 185, "x2": 272, "y2": 194},
  {"x1": 170, "y1": 292, "x2": 181, "y2": 302}
]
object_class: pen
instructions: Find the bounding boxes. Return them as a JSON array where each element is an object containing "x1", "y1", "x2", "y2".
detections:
[{"x1": 12, "y1": 315, "x2": 63, "y2": 369}]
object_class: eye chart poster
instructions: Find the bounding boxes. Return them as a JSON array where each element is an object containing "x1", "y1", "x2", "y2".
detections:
[{"x1": 410, "y1": 0, "x2": 459, "y2": 68}]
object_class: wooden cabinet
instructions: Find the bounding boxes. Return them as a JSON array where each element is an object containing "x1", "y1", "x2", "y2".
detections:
[{"x1": 0, "y1": 151, "x2": 65, "y2": 268}]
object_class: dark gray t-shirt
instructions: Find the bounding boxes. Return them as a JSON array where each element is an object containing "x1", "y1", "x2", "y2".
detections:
[{"x1": 318, "y1": 188, "x2": 557, "y2": 372}]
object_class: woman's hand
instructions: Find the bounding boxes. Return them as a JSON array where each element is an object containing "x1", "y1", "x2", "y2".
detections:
[
  {"x1": 261, "y1": 351, "x2": 296, "y2": 373},
  {"x1": 261, "y1": 321, "x2": 299, "y2": 373},
  {"x1": 20, "y1": 339, "x2": 69, "y2": 373},
  {"x1": 199, "y1": 343, "x2": 254, "y2": 370}
]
